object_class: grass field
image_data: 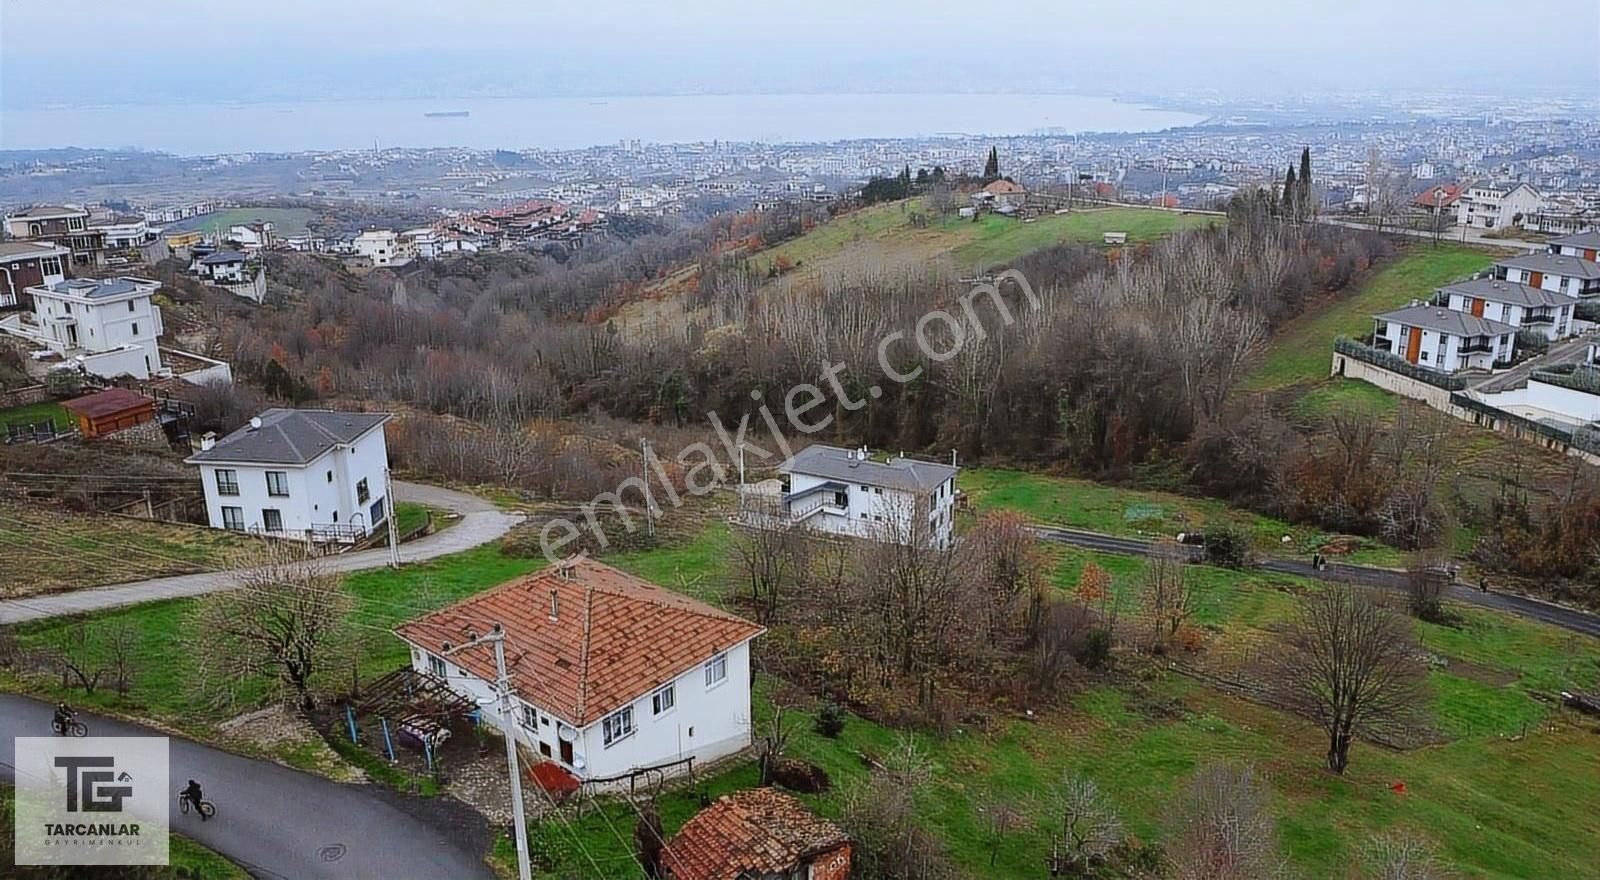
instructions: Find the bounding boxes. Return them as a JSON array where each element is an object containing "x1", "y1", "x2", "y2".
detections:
[
  {"x1": 0, "y1": 399, "x2": 70, "y2": 433},
  {"x1": 11, "y1": 507, "x2": 1598, "y2": 879},
  {"x1": 1244, "y1": 243, "x2": 1497, "y2": 392},
  {"x1": 164, "y1": 207, "x2": 318, "y2": 238},
  {"x1": 0, "y1": 500, "x2": 256, "y2": 598}
]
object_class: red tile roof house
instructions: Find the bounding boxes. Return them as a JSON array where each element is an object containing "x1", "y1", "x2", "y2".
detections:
[
  {"x1": 394, "y1": 557, "x2": 765, "y2": 789},
  {"x1": 663, "y1": 787, "x2": 852, "y2": 880}
]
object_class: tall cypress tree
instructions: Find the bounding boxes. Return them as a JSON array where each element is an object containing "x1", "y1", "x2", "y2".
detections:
[
  {"x1": 983, "y1": 147, "x2": 1000, "y2": 181},
  {"x1": 1283, "y1": 166, "x2": 1297, "y2": 219},
  {"x1": 1298, "y1": 147, "x2": 1313, "y2": 216}
]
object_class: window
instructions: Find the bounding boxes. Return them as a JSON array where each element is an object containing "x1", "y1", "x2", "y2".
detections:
[
  {"x1": 356, "y1": 478, "x2": 370, "y2": 504},
  {"x1": 601, "y1": 707, "x2": 634, "y2": 747},
  {"x1": 522, "y1": 706, "x2": 538, "y2": 728},
  {"x1": 705, "y1": 652, "x2": 728, "y2": 688},
  {"x1": 651, "y1": 684, "x2": 675, "y2": 715},
  {"x1": 215, "y1": 469, "x2": 239, "y2": 496},
  {"x1": 220, "y1": 506, "x2": 244, "y2": 530},
  {"x1": 427, "y1": 654, "x2": 447, "y2": 677},
  {"x1": 127, "y1": 300, "x2": 136, "y2": 312},
  {"x1": 266, "y1": 471, "x2": 289, "y2": 497},
  {"x1": 370, "y1": 498, "x2": 385, "y2": 525},
  {"x1": 326, "y1": 470, "x2": 334, "y2": 483},
  {"x1": 262, "y1": 508, "x2": 283, "y2": 532},
  {"x1": 130, "y1": 322, "x2": 139, "y2": 336}
]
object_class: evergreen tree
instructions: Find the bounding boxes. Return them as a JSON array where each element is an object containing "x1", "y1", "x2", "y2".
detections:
[
  {"x1": 983, "y1": 147, "x2": 1000, "y2": 181},
  {"x1": 1298, "y1": 147, "x2": 1313, "y2": 216},
  {"x1": 932, "y1": 165, "x2": 946, "y2": 183},
  {"x1": 915, "y1": 167, "x2": 930, "y2": 185},
  {"x1": 1283, "y1": 166, "x2": 1297, "y2": 219}
]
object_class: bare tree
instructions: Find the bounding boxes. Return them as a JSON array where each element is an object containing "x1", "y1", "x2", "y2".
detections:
[
  {"x1": 1142, "y1": 540, "x2": 1194, "y2": 651},
  {"x1": 731, "y1": 500, "x2": 808, "y2": 624},
  {"x1": 840, "y1": 739, "x2": 957, "y2": 880},
  {"x1": 1164, "y1": 762, "x2": 1284, "y2": 880},
  {"x1": 188, "y1": 542, "x2": 355, "y2": 712},
  {"x1": 45, "y1": 621, "x2": 106, "y2": 695},
  {"x1": 1361, "y1": 833, "x2": 1439, "y2": 880},
  {"x1": 977, "y1": 792, "x2": 1028, "y2": 868},
  {"x1": 633, "y1": 799, "x2": 666, "y2": 879},
  {"x1": 1274, "y1": 584, "x2": 1429, "y2": 773},
  {"x1": 966, "y1": 510, "x2": 1048, "y2": 643},
  {"x1": 1055, "y1": 773, "x2": 1123, "y2": 875},
  {"x1": 1403, "y1": 551, "x2": 1451, "y2": 622}
]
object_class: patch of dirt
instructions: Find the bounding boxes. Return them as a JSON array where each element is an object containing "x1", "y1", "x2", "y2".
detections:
[{"x1": 219, "y1": 704, "x2": 366, "y2": 783}]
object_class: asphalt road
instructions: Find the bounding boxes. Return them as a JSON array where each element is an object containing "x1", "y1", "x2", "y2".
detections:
[
  {"x1": 1469, "y1": 333, "x2": 1595, "y2": 395},
  {"x1": 0, "y1": 695, "x2": 492, "y2": 879},
  {"x1": 1029, "y1": 525, "x2": 1600, "y2": 639},
  {"x1": 0, "y1": 481, "x2": 523, "y2": 624}
]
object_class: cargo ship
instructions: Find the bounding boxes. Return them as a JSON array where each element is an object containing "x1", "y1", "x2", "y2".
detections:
[{"x1": 423, "y1": 110, "x2": 470, "y2": 118}]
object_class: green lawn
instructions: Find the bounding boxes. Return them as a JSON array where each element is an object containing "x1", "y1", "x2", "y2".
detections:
[
  {"x1": 0, "y1": 399, "x2": 69, "y2": 432},
  {"x1": 962, "y1": 466, "x2": 1405, "y2": 567},
  {"x1": 947, "y1": 207, "x2": 1218, "y2": 268},
  {"x1": 164, "y1": 207, "x2": 318, "y2": 238},
  {"x1": 11, "y1": 509, "x2": 1599, "y2": 879},
  {"x1": 1244, "y1": 244, "x2": 1497, "y2": 392}
]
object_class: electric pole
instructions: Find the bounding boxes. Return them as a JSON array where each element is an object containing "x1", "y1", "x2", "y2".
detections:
[
  {"x1": 445, "y1": 626, "x2": 532, "y2": 880},
  {"x1": 383, "y1": 465, "x2": 401, "y2": 568}
]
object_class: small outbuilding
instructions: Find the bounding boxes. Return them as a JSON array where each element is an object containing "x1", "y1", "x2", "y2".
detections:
[
  {"x1": 62, "y1": 387, "x2": 158, "y2": 440},
  {"x1": 662, "y1": 787, "x2": 852, "y2": 880}
]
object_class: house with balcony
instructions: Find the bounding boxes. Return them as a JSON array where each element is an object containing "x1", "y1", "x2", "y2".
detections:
[
  {"x1": 1455, "y1": 182, "x2": 1543, "y2": 230},
  {"x1": 0, "y1": 241, "x2": 69, "y2": 310},
  {"x1": 740, "y1": 444, "x2": 959, "y2": 548},
  {"x1": 353, "y1": 229, "x2": 412, "y2": 267},
  {"x1": 393, "y1": 557, "x2": 764, "y2": 789},
  {"x1": 1372, "y1": 303, "x2": 1515, "y2": 374},
  {"x1": 1547, "y1": 230, "x2": 1600, "y2": 263},
  {"x1": 3, "y1": 205, "x2": 107, "y2": 266},
  {"x1": 191, "y1": 249, "x2": 248, "y2": 283},
  {"x1": 1439, "y1": 278, "x2": 1573, "y2": 342},
  {"x1": 1493, "y1": 252, "x2": 1600, "y2": 298},
  {"x1": 17, "y1": 276, "x2": 165, "y2": 379},
  {"x1": 186, "y1": 408, "x2": 393, "y2": 541}
]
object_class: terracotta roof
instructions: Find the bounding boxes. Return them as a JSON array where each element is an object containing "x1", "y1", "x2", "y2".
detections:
[
  {"x1": 1413, "y1": 184, "x2": 1461, "y2": 209},
  {"x1": 983, "y1": 179, "x2": 1026, "y2": 195},
  {"x1": 62, "y1": 388, "x2": 155, "y2": 420},
  {"x1": 662, "y1": 788, "x2": 849, "y2": 880},
  {"x1": 394, "y1": 558, "x2": 764, "y2": 726}
]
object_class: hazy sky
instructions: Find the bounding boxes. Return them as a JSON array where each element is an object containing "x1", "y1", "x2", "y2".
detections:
[{"x1": 2, "y1": 0, "x2": 1594, "y2": 109}]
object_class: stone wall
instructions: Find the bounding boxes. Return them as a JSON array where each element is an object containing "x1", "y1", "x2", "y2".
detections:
[{"x1": 0, "y1": 383, "x2": 47, "y2": 409}]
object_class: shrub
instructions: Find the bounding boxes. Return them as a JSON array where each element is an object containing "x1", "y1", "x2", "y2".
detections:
[
  {"x1": 815, "y1": 701, "x2": 847, "y2": 738},
  {"x1": 43, "y1": 369, "x2": 83, "y2": 400},
  {"x1": 1074, "y1": 628, "x2": 1113, "y2": 671},
  {"x1": 1203, "y1": 523, "x2": 1254, "y2": 568}
]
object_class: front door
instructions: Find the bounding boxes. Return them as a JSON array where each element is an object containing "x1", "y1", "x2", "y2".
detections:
[
  {"x1": 1470, "y1": 297, "x2": 1485, "y2": 318},
  {"x1": 1529, "y1": 271, "x2": 1544, "y2": 289},
  {"x1": 1405, "y1": 327, "x2": 1422, "y2": 364},
  {"x1": 559, "y1": 738, "x2": 573, "y2": 766},
  {"x1": 1584, "y1": 249, "x2": 1596, "y2": 262}
]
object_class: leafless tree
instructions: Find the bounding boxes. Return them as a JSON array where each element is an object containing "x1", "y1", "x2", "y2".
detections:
[
  {"x1": 731, "y1": 500, "x2": 808, "y2": 624},
  {"x1": 840, "y1": 739, "x2": 957, "y2": 880},
  {"x1": 1361, "y1": 833, "x2": 1439, "y2": 880},
  {"x1": 756, "y1": 696, "x2": 797, "y2": 786},
  {"x1": 1273, "y1": 584, "x2": 1429, "y2": 773},
  {"x1": 1142, "y1": 540, "x2": 1194, "y2": 651},
  {"x1": 965, "y1": 510, "x2": 1048, "y2": 642},
  {"x1": 977, "y1": 792, "x2": 1029, "y2": 868},
  {"x1": 1164, "y1": 762, "x2": 1285, "y2": 880},
  {"x1": 188, "y1": 542, "x2": 355, "y2": 712},
  {"x1": 45, "y1": 621, "x2": 106, "y2": 695},
  {"x1": 1056, "y1": 773, "x2": 1123, "y2": 875},
  {"x1": 1403, "y1": 551, "x2": 1451, "y2": 622}
]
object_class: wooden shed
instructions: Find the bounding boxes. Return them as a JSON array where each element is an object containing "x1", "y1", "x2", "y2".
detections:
[{"x1": 62, "y1": 388, "x2": 158, "y2": 440}]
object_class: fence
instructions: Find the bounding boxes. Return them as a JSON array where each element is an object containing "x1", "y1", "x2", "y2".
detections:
[{"x1": 1332, "y1": 337, "x2": 1468, "y2": 391}]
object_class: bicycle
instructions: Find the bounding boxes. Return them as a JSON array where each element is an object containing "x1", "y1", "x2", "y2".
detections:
[
  {"x1": 177, "y1": 792, "x2": 216, "y2": 821},
  {"x1": 51, "y1": 718, "x2": 88, "y2": 737}
]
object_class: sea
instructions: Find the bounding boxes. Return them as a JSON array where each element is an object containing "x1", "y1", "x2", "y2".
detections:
[{"x1": 0, "y1": 93, "x2": 1205, "y2": 155}]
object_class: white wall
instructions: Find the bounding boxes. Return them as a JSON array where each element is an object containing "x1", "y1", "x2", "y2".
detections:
[
  {"x1": 1474, "y1": 378, "x2": 1600, "y2": 426},
  {"x1": 1376, "y1": 319, "x2": 1511, "y2": 373},
  {"x1": 787, "y1": 471, "x2": 955, "y2": 547},
  {"x1": 403, "y1": 637, "x2": 755, "y2": 783},
  {"x1": 197, "y1": 425, "x2": 390, "y2": 538},
  {"x1": 30, "y1": 287, "x2": 163, "y2": 378},
  {"x1": 1445, "y1": 294, "x2": 1571, "y2": 341}
]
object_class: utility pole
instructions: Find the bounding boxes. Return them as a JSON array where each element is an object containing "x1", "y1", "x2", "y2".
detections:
[
  {"x1": 444, "y1": 626, "x2": 532, "y2": 880},
  {"x1": 640, "y1": 438, "x2": 656, "y2": 537},
  {"x1": 383, "y1": 465, "x2": 400, "y2": 568}
]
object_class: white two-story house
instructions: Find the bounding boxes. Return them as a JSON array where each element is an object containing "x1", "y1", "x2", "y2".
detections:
[
  {"x1": 1547, "y1": 230, "x2": 1599, "y2": 263},
  {"x1": 1373, "y1": 303, "x2": 1515, "y2": 374},
  {"x1": 1494, "y1": 252, "x2": 1600, "y2": 299},
  {"x1": 191, "y1": 249, "x2": 248, "y2": 283},
  {"x1": 394, "y1": 557, "x2": 764, "y2": 788},
  {"x1": 744, "y1": 444, "x2": 959, "y2": 548},
  {"x1": 26, "y1": 276, "x2": 165, "y2": 379},
  {"x1": 1456, "y1": 182, "x2": 1543, "y2": 230},
  {"x1": 1440, "y1": 278, "x2": 1573, "y2": 342},
  {"x1": 186, "y1": 408, "x2": 394, "y2": 541}
]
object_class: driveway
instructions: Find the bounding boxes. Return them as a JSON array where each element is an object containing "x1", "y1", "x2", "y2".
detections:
[
  {"x1": 1469, "y1": 333, "x2": 1595, "y2": 395},
  {"x1": 1313, "y1": 216, "x2": 1543, "y2": 251},
  {"x1": 0, "y1": 481, "x2": 523, "y2": 624},
  {"x1": 1029, "y1": 525, "x2": 1600, "y2": 639},
  {"x1": 0, "y1": 695, "x2": 493, "y2": 880}
]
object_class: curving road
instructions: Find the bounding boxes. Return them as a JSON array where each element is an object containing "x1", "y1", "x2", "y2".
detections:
[
  {"x1": 0, "y1": 695, "x2": 493, "y2": 879},
  {"x1": 0, "y1": 481, "x2": 523, "y2": 624},
  {"x1": 1030, "y1": 524, "x2": 1600, "y2": 639}
]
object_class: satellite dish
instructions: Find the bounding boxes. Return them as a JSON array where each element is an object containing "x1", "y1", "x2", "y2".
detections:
[{"x1": 557, "y1": 723, "x2": 577, "y2": 741}]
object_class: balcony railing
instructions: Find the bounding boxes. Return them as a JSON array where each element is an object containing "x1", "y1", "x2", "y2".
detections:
[
  {"x1": 1522, "y1": 314, "x2": 1554, "y2": 326},
  {"x1": 1458, "y1": 341, "x2": 1493, "y2": 354}
]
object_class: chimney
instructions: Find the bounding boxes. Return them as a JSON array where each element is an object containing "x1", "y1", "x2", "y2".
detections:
[
  {"x1": 200, "y1": 432, "x2": 216, "y2": 451},
  {"x1": 549, "y1": 589, "x2": 560, "y2": 621},
  {"x1": 248, "y1": 416, "x2": 262, "y2": 431}
]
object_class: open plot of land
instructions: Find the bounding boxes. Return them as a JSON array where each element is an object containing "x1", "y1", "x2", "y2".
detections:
[
  {"x1": 164, "y1": 206, "x2": 317, "y2": 238},
  {"x1": 0, "y1": 500, "x2": 255, "y2": 598},
  {"x1": 11, "y1": 505, "x2": 1597, "y2": 879},
  {"x1": 0, "y1": 400, "x2": 70, "y2": 433},
  {"x1": 1244, "y1": 243, "x2": 1497, "y2": 392}
]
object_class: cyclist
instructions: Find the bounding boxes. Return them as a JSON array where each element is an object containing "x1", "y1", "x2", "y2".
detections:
[{"x1": 180, "y1": 779, "x2": 207, "y2": 821}]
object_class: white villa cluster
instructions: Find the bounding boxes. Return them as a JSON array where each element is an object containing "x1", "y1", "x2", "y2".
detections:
[
  {"x1": 741, "y1": 444, "x2": 960, "y2": 548},
  {"x1": 24, "y1": 276, "x2": 165, "y2": 379},
  {"x1": 187, "y1": 409, "x2": 394, "y2": 541}
]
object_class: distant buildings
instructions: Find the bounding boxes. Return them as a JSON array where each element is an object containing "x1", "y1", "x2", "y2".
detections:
[
  {"x1": 3, "y1": 205, "x2": 106, "y2": 266},
  {"x1": 0, "y1": 241, "x2": 69, "y2": 309},
  {"x1": 353, "y1": 229, "x2": 409, "y2": 267},
  {"x1": 187, "y1": 408, "x2": 394, "y2": 541}
]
